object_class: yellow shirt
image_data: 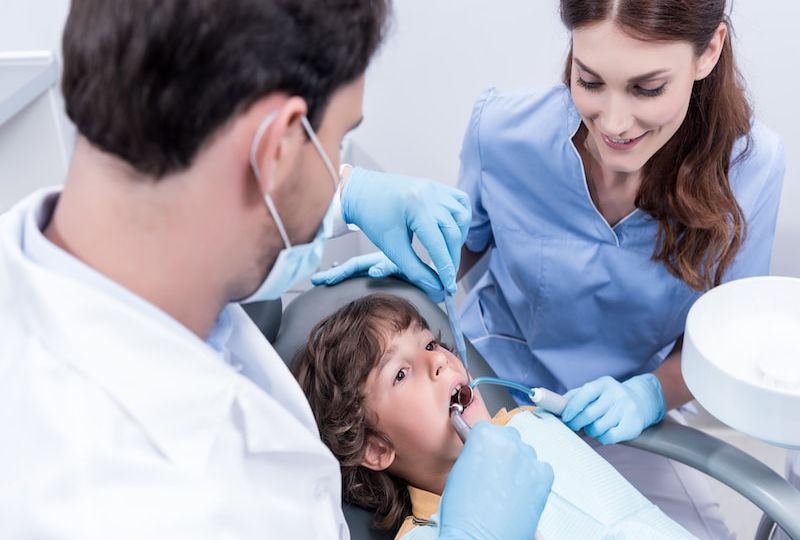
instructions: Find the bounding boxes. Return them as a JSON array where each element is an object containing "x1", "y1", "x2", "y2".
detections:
[{"x1": 394, "y1": 407, "x2": 537, "y2": 539}]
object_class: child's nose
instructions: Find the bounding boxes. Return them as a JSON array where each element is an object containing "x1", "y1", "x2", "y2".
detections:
[{"x1": 430, "y1": 350, "x2": 449, "y2": 377}]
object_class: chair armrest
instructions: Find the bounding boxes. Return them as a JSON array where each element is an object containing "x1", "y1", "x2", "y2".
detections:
[{"x1": 624, "y1": 421, "x2": 800, "y2": 540}]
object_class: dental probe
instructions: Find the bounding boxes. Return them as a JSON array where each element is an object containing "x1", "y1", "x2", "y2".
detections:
[
  {"x1": 469, "y1": 377, "x2": 568, "y2": 416},
  {"x1": 443, "y1": 293, "x2": 469, "y2": 370}
]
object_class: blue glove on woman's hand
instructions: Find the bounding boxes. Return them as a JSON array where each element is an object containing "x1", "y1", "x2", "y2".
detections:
[
  {"x1": 439, "y1": 422, "x2": 554, "y2": 540},
  {"x1": 338, "y1": 167, "x2": 472, "y2": 297},
  {"x1": 561, "y1": 374, "x2": 667, "y2": 445}
]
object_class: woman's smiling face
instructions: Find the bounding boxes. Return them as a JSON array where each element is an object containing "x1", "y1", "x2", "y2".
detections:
[{"x1": 569, "y1": 20, "x2": 719, "y2": 174}]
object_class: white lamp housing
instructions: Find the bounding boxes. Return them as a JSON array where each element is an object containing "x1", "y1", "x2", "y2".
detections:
[{"x1": 683, "y1": 276, "x2": 800, "y2": 449}]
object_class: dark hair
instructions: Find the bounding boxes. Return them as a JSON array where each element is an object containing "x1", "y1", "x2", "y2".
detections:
[
  {"x1": 561, "y1": 0, "x2": 751, "y2": 290},
  {"x1": 61, "y1": 0, "x2": 390, "y2": 177},
  {"x1": 294, "y1": 294, "x2": 430, "y2": 531}
]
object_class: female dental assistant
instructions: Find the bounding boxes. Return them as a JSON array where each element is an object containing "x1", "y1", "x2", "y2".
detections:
[
  {"x1": 457, "y1": 2, "x2": 783, "y2": 539},
  {"x1": 317, "y1": 0, "x2": 784, "y2": 538}
]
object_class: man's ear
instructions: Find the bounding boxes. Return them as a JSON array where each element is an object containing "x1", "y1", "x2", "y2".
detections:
[
  {"x1": 249, "y1": 96, "x2": 308, "y2": 195},
  {"x1": 695, "y1": 22, "x2": 728, "y2": 81},
  {"x1": 360, "y1": 435, "x2": 396, "y2": 472}
]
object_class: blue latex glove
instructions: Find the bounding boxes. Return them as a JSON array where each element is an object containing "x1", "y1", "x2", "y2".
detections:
[
  {"x1": 561, "y1": 374, "x2": 667, "y2": 445},
  {"x1": 339, "y1": 167, "x2": 472, "y2": 297},
  {"x1": 311, "y1": 251, "x2": 446, "y2": 303},
  {"x1": 438, "y1": 422, "x2": 553, "y2": 540}
]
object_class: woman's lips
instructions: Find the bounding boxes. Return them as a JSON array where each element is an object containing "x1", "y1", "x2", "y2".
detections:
[{"x1": 601, "y1": 131, "x2": 648, "y2": 151}]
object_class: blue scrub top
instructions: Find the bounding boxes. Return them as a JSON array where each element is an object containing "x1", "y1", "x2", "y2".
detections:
[{"x1": 458, "y1": 85, "x2": 785, "y2": 397}]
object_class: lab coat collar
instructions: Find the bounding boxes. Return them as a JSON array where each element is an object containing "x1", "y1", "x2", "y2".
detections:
[{"x1": 1, "y1": 189, "x2": 241, "y2": 472}]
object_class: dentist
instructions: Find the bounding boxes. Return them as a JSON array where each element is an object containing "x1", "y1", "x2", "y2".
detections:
[{"x1": 0, "y1": 0, "x2": 551, "y2": 538}]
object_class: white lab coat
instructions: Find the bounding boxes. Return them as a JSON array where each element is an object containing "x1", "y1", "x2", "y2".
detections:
[{"x1": 0, "y1": 191, "x2": 348, "y2": 539}]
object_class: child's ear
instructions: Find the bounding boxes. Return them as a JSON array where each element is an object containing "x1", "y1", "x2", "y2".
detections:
[{"x1": 360, "y1": 435, "x2": 396, "y2": 472}]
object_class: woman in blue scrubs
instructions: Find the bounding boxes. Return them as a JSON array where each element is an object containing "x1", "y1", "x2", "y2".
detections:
[{"x1": 455, "y1": 1, "x2": 784, "y2": 538}]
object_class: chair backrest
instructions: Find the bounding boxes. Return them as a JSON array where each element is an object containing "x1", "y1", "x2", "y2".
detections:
[
  {"x1": 241, "y1": 299, "x2": 283, "y2": 343},
  {"x1": 271, "y1": 277, "x2": 516, "y2": 540}
]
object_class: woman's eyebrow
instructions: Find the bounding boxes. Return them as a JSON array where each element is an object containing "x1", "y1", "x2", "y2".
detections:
[
  {"x1": 574, "y1": 57, "x2": 670, "y2": 83},
  {"x1": 628, "y1": 69, "x2": 670, "y2": 82},
  {"x1": 574, "y1": 57, "x2": 602, "y2": 79}
]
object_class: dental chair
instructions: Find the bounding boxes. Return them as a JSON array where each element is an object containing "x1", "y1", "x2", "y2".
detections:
[
  {"x1": 255, "y1": 277, "x2": 800, "y2": 540},
  {"x1": 242, "y1": 299, "x2": 283, "y2": 343}
]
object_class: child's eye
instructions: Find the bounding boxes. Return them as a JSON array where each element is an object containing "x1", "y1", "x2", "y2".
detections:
[
  {"x1": 425, "y1": 340, "x2": 437, "y2": 352},
  {"x1": 393, "y1": 368, "x2": 408, "y2": 385}
]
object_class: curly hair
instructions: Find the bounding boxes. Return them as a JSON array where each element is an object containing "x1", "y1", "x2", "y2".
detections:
[{"x1": 294, "y1": 294, "x2": 430, "y2": 531}]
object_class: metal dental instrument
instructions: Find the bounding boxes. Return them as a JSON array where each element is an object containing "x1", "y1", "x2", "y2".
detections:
[
  {"x1": 443, "y1": 292, "x2": 469, "y2": 370},
  {"x1": 449, "y1": 385, "x2": 474, "y2": 442},
  {"x1": 450, "y1": 404, "x2": 471, "y2": 442},
  {"x1": 469, "y1": 376, "x2": 568, "y2": 416}
]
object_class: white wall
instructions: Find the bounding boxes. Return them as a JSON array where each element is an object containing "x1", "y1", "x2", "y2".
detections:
[
  {"x1": 354, "y1": 0, "x2": 800, "y2": 277},
  {"x1": 0, "y1": 0, "x2": 74, "y2": 211},
  {"x1": 732, "y1": 1, "x2": 800, "y2": 277},
  {"x1": 0, "y1": 1, "x2": 70, "y2": 53}
]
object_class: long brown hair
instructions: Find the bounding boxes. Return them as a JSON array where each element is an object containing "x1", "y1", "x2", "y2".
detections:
[
  {"x1": 294, "y1": 294, "x2": 431, "y2": 531},
  {"x1": 561, "y1": 0, "x2": 751, "y2": 290}
]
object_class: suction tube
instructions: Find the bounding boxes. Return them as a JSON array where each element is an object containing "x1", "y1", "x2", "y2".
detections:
[{"x1": 469, "y1": 376, "x2": 567, "y2": 416}]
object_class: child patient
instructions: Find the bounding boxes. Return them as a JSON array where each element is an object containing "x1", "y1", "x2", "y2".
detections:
[{"x1": 295, "y1": 294, "x2": 697, "y2": 539}]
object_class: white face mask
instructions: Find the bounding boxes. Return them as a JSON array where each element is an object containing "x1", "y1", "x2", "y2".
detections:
[{"x1": 241, "y1": 113, "x2": 340, "y2": 303}]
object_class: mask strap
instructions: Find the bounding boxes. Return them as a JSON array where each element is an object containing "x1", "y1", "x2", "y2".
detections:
[
  {"x1": 263, "y1": 195, "x2": 291, "y2": 248},
  {"x1": 249, "y1": 111, "x2": 292, "y2": 249},
  {"x1": 301, "y1": 116, "x2": 340, "y2": 191}
]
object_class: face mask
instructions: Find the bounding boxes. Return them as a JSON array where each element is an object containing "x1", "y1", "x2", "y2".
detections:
[{"x1": 241, "y1": 113, "x2": 340, "y2": 303}]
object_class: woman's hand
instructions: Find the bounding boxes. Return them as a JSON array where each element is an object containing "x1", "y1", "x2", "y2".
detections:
[{"x1": 561, "y1": 374, "x2": 667, "y2": 445}]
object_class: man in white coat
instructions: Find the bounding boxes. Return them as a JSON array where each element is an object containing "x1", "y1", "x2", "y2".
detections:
[{"x1": 0, "y1": 0, "x2": 552, "y2": 538}]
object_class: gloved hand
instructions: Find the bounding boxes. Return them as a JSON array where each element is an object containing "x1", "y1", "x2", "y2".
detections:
[
  {"x1": 561, "y1": 374, "x2": 667, "y2": 445},
  {"x1": 339, "y1": 167, "x2": 472, "y2": 297},
  {"x1": 311, "y1": 251, "x2": 446, "y2": 303},
  {"x1": 439, "y1": 422, "x2": 554, "y2": 540}
]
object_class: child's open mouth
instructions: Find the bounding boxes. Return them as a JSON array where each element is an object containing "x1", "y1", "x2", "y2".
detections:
[{"x1": 450, "y1": 384, "x2": 474, "y2": 411}]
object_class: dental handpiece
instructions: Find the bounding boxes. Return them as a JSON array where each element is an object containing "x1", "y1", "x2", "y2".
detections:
[{"x1": 450, "y1": 404, "x2": 471, "y2": 443}]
